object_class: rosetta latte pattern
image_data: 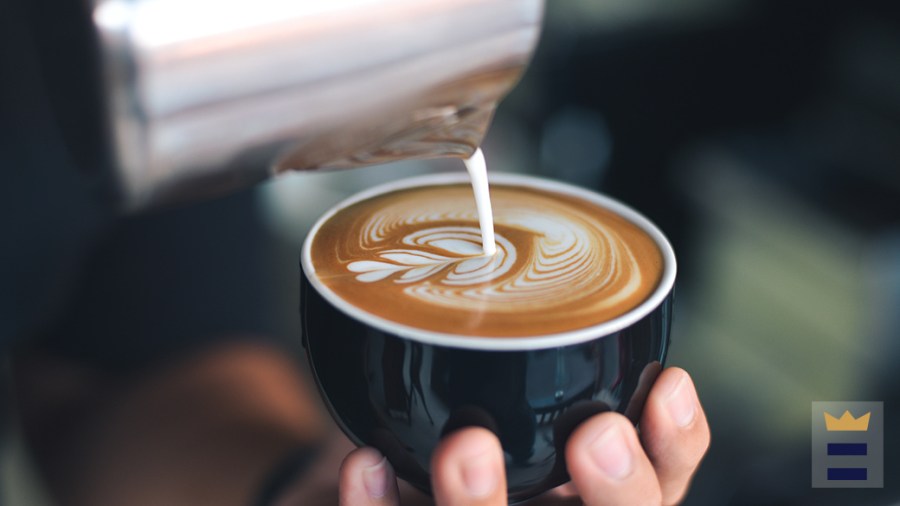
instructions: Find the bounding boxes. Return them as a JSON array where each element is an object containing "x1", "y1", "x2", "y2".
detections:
[
  {"x1": 311, "y1": 184, "x2": 662, "y2": 336},
  {"x1": 340, "y1": 185, "x2": 645, "y2": 310}
]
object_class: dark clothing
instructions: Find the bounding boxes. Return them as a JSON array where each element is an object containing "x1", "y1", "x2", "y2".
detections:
[
  {"x1": 35, "y1": 188, "x2": 276, "y2": 375},
  {"x1": 0, "y1": 0, "x2": 108, "y2": 351}
]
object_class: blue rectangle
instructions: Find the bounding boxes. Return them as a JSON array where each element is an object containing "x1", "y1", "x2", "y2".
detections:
[
  {"x1": 827, "y1": 468, "x2": 867, "y2": 480},
  {"x1": 827, "y1": 443, "x2": 867, "y2": 456}
]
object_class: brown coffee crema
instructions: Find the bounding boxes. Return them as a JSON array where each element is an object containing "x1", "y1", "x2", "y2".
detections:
[{"x1": 310, "y1": 184, "x2": 663, "y2": 337}]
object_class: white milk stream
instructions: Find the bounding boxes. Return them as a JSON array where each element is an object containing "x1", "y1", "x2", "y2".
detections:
[{"x1": 463, "y1": 148, "x2": 497, "y2": 256}]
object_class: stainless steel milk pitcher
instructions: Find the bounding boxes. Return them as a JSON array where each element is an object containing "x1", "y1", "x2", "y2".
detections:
[{"x1": 79, "y1": 0, "x2": 543, "y2": 209}]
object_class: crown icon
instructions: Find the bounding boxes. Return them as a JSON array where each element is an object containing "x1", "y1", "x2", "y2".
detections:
[{"x1": 824, "y1": 410, "x2": 871, "y2": 431}]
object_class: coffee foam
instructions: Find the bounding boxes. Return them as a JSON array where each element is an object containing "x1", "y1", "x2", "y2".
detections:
[{"x1": 309, "y1": 181, "x2": 664, "y2": 338}]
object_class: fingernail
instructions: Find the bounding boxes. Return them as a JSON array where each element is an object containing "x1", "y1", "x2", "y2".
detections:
[
  {"x1": 461, "y1": 451, "x2": 499, "y2": 498},
  {"x1": 363, "y1": 457, "x2": 390, "y2": 499},
  {"x1": 664, "y1": 373, "x2": 696, "y2": 427},
  {"x1": 588, "y1": 425, "x2": 634, "y2": 480}
]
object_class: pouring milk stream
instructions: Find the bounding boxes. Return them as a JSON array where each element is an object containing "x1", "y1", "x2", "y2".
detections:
[{"x1": 463, "y1": 148, "x2": 497, "y2": 256}]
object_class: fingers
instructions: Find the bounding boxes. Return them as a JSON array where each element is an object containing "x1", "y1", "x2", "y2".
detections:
[
  {"x1": 566, "y1": 412, "x2": 663, "y2": 506},
  {"x1": 339, "y1": 447, "x2": 400, "y2": 506},
  {"x1": 340, "y1": 429, "x2": 507, "y2": 506},
  {"x1": 431, "y1": 427, "x2": 507, "y2": 506},
  {"x1": 640, "y1": 367, "x2": 710, "y2": 505},
  {"x1": 338, "y1": 368, "x2": 709, "y2": 506}
]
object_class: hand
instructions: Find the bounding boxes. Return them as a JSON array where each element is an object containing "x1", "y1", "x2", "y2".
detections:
[{"x1": 338, "y1": 367, "x2": 709, "y2": 505}]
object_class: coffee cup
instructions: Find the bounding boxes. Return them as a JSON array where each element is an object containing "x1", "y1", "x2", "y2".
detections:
[{"x1": 300, "y1": 172, "x2": 676, "y2": 502}]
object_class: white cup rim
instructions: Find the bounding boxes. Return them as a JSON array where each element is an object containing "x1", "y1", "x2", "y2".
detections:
[{"x1": 301, "y1": 172, "x2": 677, "y2": 351}]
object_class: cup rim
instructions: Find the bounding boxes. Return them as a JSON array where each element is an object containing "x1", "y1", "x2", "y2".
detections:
[{"x1": 301, "y1": 172, "x2": 676, "y2": 351}]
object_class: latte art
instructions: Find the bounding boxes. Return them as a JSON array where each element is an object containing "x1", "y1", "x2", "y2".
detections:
[
  {"x1": 311, "y1": 184, "x2": 663, "y2": 337},
  {"x1": 347, "y1": 226, "x2": 515, "y2": 286}
]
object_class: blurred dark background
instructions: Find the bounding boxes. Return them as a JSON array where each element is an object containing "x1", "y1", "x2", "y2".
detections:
[{"x1": 3, "y1": 0, "x2": 899, "y2": 504}]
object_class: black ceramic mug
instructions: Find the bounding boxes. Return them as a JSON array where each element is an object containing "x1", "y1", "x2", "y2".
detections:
[{"x1": 300, "y1": 173, "x2": 676, "y2": 502}]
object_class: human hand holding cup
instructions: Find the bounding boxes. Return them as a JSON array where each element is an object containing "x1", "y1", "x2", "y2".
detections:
[{"x1": 301, "y1": 173, "x2": 687, "y2": 502}]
